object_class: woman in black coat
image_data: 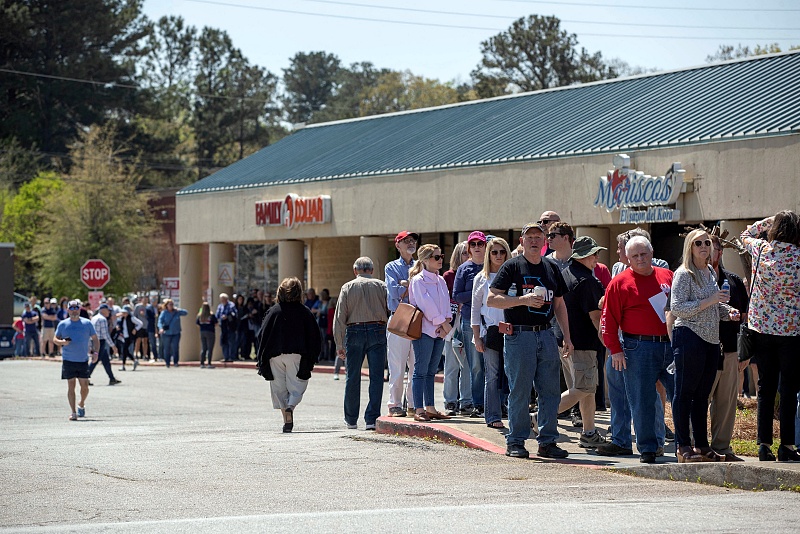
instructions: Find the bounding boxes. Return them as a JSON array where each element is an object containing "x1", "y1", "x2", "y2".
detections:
[{"x1": 256, "y1": 277, "x2": 321, "y2": 433}]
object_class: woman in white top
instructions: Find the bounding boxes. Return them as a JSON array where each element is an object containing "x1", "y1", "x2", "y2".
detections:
[{"x1": 471, "y1": 237, "x2": 512, "y2": 429}]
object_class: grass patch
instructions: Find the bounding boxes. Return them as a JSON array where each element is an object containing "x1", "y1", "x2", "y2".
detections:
[{"x1": 731, "y1": 439, "x2": 779, "y2": 457}]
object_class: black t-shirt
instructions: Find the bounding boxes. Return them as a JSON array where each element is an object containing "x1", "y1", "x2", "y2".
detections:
[
  {"x1": 717, "y1": 268, "x2": 749, "y2": 353},
  {"x1": 561, "y1": 262, "x2": 605, "y2": 351},
  {"x1": 490, "y1": 255, "x2": 567, "y2": 327}
]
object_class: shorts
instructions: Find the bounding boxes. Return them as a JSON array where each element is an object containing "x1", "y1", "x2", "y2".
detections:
[
  {"x1": 136, "y1": 329, "x2": 149, "y2": 339},
  {"x1": 62, "y1": 360, "x2": 90, "y2": 380},
  {"x1": 568, "y1": 349, "x2": 599, "y2": 394}
]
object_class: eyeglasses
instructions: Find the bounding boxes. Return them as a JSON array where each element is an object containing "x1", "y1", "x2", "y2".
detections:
[
  {"x1": 546, "y1": 233, "x2": 566, "y2": 240},
  {"x1": 400, "y1": 237, "x2": 416, "y2": 244},
  {"x1": 490, "y1": 249, "x2": 507, "y2": 256},
  {"x1": 537, "y1": 219, "x2": 551, "y2": 225},
  {"x1": 68, "y1": 306, "x2": 80, "y2": 311},
  {"x1": 469, "y1": 241, "x2": 485, "y2": 248},
  {"x1": 431, "y1": 254, "x2": 445, "y2": 261},
  {"x1": 693, "y1": 239, "x2": 712, "y2": 247}
]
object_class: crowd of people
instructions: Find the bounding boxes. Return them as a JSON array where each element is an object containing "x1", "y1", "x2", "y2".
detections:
[{"x1": 256, "y1": 209, "x2": 800, "y2": 465}]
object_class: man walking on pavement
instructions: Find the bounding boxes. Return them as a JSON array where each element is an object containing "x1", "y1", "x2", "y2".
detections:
[
  {"x1": 488, "y1": 222, "x2": 573, "y2": 460},
  {"x1": 385, "y1": 231, "x2": 419, "y2": 417},
  {"x1": 54, "y1": 300, "x2": 100, "y2": 420},
  {"x1": 89, "y1": 304, "x2": 121, "y2": 386},
  {"x1": 216, "y1": 293, "x2": 237, "y2": 363},
  {"x1": 334, "y1": 257, "x2": 389, "y2": 430}
]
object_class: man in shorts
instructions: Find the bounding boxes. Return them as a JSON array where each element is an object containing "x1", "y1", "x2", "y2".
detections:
[{"x1": 54, "y1": 299, "x2": 100, "y2": 421}]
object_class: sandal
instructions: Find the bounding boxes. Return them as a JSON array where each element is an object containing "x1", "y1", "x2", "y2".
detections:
[
  {"x1": 486, "y1": 421, "x2": 505, "y2": 429},
  {"x1": 413, "y1": 412, "x2": 431, "y2": 422},
  {"x1": 676, "y1": 446, "x2": 703, "y2": 463},
  {"x1": 426, "y1": 411, "x2": 451, "y2": 420},
  {"x1": 697, "y1": 447, "x2": 724, "y2": 462}
]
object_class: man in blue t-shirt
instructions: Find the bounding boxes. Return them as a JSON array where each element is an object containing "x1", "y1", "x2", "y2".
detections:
[{"x1": 54, "y1": 299, "x2": 100, "y2": 421}]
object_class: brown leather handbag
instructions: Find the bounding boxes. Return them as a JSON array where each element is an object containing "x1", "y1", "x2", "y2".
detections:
[{"x1": 387, "y1": 289, "x2": 423, "y2": 340}]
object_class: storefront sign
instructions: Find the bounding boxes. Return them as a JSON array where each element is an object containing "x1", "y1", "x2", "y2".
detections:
[
  {"x1": 255, "y1": 194, "x2": 331, "y2": 229},
  {"x1": 593, "y1": 155, "x2": 684, "y2": 223}
]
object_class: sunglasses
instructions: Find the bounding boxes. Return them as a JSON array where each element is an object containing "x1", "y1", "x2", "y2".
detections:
[
  {"x1": 490, "y1": 249, "x2": 507, "y2": 256},
  {"x1": 693, "y1": 239, "x2": 712, "y2": 247},
  {"x1": 68, "y1": 306, "x2": 80, "y2": 311},
  {"x1": 431, "y1": 254, "x2": 445, "y2": 261},
  {"x1": 546, "y1": 233, "x2": 566, "y2": 239},
  {"x1": 469, "y1": 241, "x2": 485, "y2": 248},
  {"x1": 537, "y1": 219, "x2": 551, "y2": 225}
]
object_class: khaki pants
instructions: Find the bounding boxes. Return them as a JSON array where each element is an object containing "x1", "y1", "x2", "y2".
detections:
[
  {"x1": 268, "y1": 354, "x2": 309, "y2": 410},
  {"x1": 709, "y1": 351, "x2": 739, "y2": 454}
]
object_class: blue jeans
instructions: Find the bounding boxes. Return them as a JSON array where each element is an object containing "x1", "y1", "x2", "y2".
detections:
[
  {"x1": 162, "y1": 334, "x2": 180, "y2": 366},
  {"x1": 443, "y1": 338, "x2": 471, "y2": 407},
  {"x1": 482, "y1": 345, "x2": 503, "y2": 424},
  {"x1": 148, "y1": 331, "x2": 158, "y2": 359},
  {"x1": 14, "y1": 338, "x2": 25, "y2": 356},
  {"x1": 344, "y1": 324, "x2": 387, "y2": 426},
  {"x1": 622, "y1": 337, "x2": 674, "y2": 454},
  {"x1": 461, "y1": 319, "x2": 485, "y2": 408},
  {"x1": 504, "y1": 329, "x2": 561, "y2": 447},
  {"x1": 672, "y1": 326, "x2": 719, "y2": 450},
  {"x1": 24, "y1": 330, "x2": 40, "y2": 356},
  {"x1": 606, "y1": 355, "x2": 668, "y2": 449},
  {"x1": 411, "y1": 334, "x2": 445, "y2": 410},
  {"x1": 221, "y1": 329, "x2": 236, "y2": 361}
]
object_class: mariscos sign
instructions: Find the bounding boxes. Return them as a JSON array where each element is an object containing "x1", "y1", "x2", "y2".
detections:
[
  {"x1": 593, "y1": 154, "x2": 685, "y2": 224},
  {"x1": 255, "y1": 194, "x2": 332, "y2": 229}
]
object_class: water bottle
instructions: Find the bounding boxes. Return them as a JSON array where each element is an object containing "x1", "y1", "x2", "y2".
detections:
[
  {"x1": 721, "y1": 280, "x2": 730, "y2": 292},
  {"x1": 508, "y1": 283, "x2": 517, "y2": 297}
]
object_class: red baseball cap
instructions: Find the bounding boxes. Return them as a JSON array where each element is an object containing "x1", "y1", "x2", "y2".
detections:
[
  {"x1": 394, "y1": 231, "x2": 420, "y2": 244},
  {"x1": 467, "y1": 231, "x2": 487, "y2": 243}
]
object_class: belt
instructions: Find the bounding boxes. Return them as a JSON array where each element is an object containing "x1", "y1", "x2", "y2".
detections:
[
  {"x1": 347, "y1": 321, "x2": 386, "y2": 326},
  {"x1": 513, "y1": 324, "x2": 550, "y2": 332},
  {"x1": 622, "y1": 332, "x2": 670, "y2": 343}
]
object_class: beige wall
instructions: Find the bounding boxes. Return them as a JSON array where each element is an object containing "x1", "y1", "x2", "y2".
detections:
[
  {"x1": 309, "y1": 236, "x2": 360, "y2": 296},
  {"x1": 177, "y1": 136, "x2": 799, "y2": 245}
]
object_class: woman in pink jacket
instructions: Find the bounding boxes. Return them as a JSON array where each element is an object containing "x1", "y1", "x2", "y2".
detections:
[{"x1": 408, "y1": 244, "x2": 453, "y2": 422}]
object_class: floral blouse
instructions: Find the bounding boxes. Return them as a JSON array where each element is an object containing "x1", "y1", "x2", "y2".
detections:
[{"x1": 741, "y1": 217, "x2": 800, "y2": 336}]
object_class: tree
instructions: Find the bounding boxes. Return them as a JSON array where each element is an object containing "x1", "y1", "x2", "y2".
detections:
[
  {"x1": 0, "y1": 0, "x2": 151, "y2": 154},
  {"x1": 31, "y1": 125, "x2": 157, "y2": 297},
  {"x1": 312, "y1": 62, "x2": 389, "y2": 123},
  {"x1": 358, "y1": 70, "x2": 470, "y2": 116},
  {"x1": 706, "y1": 43, "x2": 798, "y2": 63},
  {"x1": 0, "y1": 137, "x2": 43, "y2": 190},
  {"x1": 282, "y1": 51, "x2": 342, "y2": 124},
  {"x1": 471, "y1": 15, "x2": 617, "y2": 97}
]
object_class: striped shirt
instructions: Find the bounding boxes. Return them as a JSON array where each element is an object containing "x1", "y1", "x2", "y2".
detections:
[{"x1": 91, "y1": 314, "x2": 114, "y2": 346}]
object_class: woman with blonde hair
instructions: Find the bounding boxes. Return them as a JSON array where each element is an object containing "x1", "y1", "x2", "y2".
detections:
[
  {"x1": 256, "y1": 277, "x2": 321, "y2": 433},
  {"x1": 471, "y1": 237, "x2": 512, "y2": 428},
  {"x1": 408, "y1": 244, "x2": 453, "y2": 422},
  {"x1": 196, "y1": 302, "x2": 218, "y2": 368},
  {"x1": 442, "y1": 241, "x2": 470, "y2": 415},
  {"x1": 670, "y1": 229, "x2": 739, "y2": 462}
]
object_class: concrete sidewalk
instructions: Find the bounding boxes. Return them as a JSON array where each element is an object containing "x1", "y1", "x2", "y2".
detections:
[{"x1": 376, "y1": 409, "x2": 800, "y2": 492}]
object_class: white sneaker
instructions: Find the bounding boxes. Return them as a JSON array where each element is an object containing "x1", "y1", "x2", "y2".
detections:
[
  {"x1": 333, "y1": 374, "x2": 339, "y2": 380},
  {"x1": 344, "y1": 419, "x2": 357, "y2": 429}
]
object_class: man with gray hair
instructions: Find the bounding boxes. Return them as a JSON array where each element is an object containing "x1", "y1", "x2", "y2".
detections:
[
  {"x1": 334, "y1": 257, "x2": 389, "y2": 430},
  {"x1": 599, "y1": 236, "x2": 674, "y2": 464}
]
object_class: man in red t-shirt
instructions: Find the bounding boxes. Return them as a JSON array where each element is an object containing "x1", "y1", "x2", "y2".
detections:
[{"x1": 599, "y1": 236, "x2": 674, "y2": 464}]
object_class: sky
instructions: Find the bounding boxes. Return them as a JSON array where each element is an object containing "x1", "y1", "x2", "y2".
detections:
[{"x1": 142, "y1": 0, "x2": 800, "y2": 84}]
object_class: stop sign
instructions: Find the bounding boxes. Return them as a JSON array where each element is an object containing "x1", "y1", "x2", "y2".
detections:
[{"x1": 80, "y1": 259, "x2": 111, "y2": 289}]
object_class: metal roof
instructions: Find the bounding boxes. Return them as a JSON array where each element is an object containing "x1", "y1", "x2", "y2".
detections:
[{"x1": 179, "y1": 51, "x2": 800, "y2": 196}]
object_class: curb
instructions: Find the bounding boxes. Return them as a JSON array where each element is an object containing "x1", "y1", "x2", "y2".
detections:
[{"x1": 376, "y1": 417, "x2": 800, "y2": 492}]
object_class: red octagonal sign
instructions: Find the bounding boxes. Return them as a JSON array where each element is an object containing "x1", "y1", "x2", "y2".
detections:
[{"x1": 80, "y1": 259, "x2": 111, "y2": 289}]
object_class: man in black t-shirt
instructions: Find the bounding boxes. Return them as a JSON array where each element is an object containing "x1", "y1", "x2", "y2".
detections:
[
  {"x1": 555, "y1": 236, "x2": 608, "y2": 449},
  {"x1": 489, "y1": 222, "x2": 573, "y2": 460}
]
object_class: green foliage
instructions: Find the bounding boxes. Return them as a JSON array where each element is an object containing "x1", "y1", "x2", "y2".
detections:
[
  {"x1": 707, "y1": 43, "x2": 800, "y2": 63},
  {"x1": 359, "y1": 70, "x2": 467, "y2": 117},
  {"x1": 282, "y1": 51, "x2": 342, "y2": 124},
  {"x1": 0, "y1": 0, "x2": 151, "y2": 154},
  {"x1": 471, "y1": 15, "x2": 617, "y2": 97},
  {"x1": 30, "y1": 125, "x2": 157, "y2": 297},
  {"x1": 0, "y1": 171, "x2": 63, "y2": 292},
  {"x1": 0, "y1": 138, "x2": 43, "y2": 190}
]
